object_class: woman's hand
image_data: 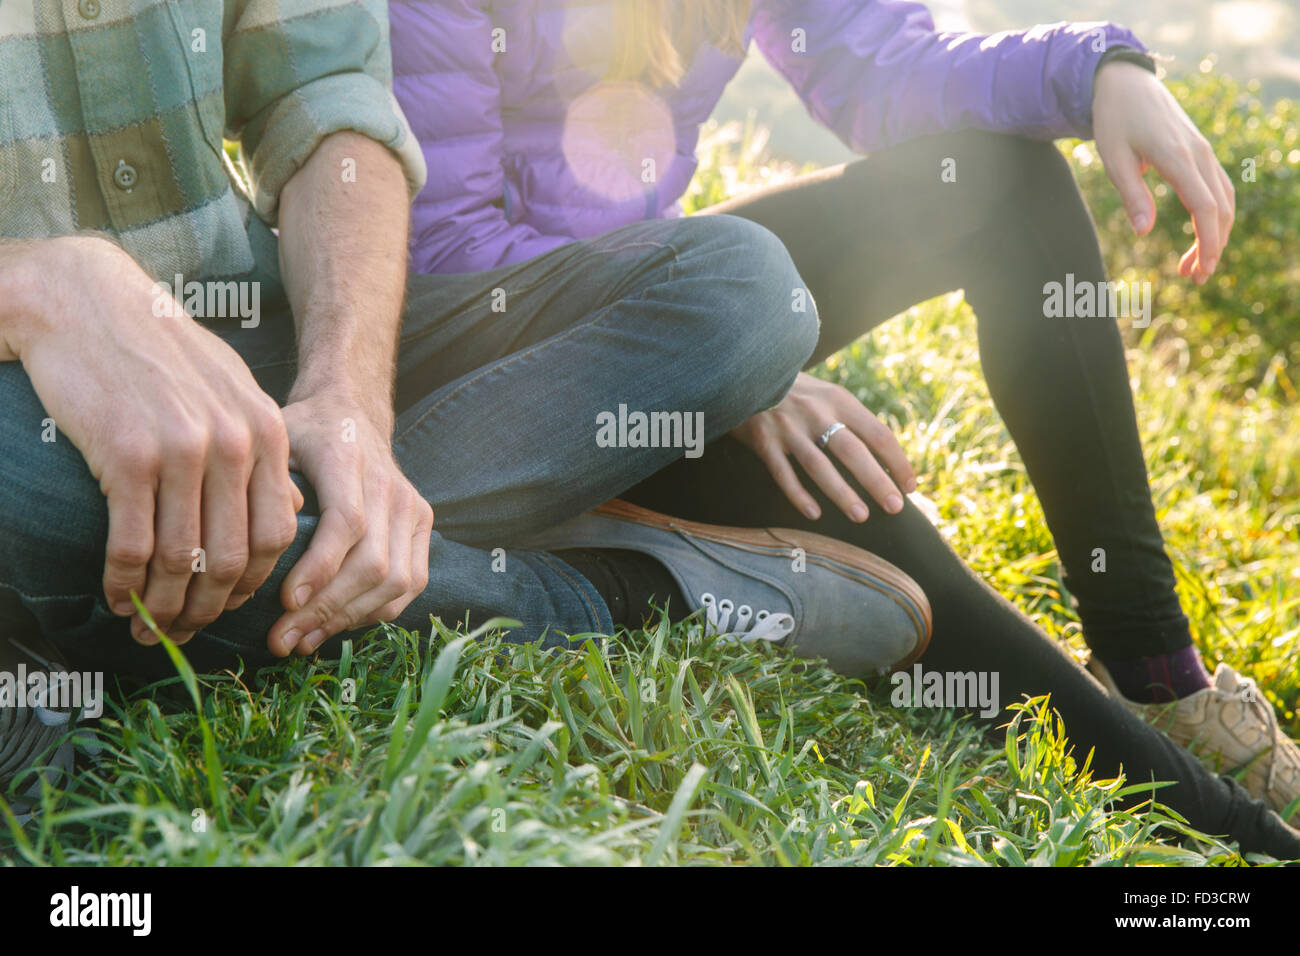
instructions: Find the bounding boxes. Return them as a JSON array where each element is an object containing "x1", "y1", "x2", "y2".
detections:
[
  {"x1": 730, "y1": 373, "x2": 916, "y2": 522},
  {"x1": 1092, "y1": 60, "x2": 1235, "y2": 284}
]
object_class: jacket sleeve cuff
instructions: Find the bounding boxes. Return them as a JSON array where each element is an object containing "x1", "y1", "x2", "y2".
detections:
[
  {"x1": 1065, "y1": 23, "x2": 1151, "y2": 138},
  {"x1": 245, "y1": 73, "x2": 429, "y2": 223}
]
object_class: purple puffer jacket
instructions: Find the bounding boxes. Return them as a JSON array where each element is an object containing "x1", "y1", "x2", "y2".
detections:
[{"x1": 389, "y1": 1, "x2": 1146, "y2": 275}]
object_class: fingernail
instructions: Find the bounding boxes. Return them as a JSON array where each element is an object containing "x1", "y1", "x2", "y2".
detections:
[
  {"x1": 886, "y1": 494, "x2": 904, "y2": 513},
  {"x1": 301, "y1": 629, "x2": 325, "y2": 653},
  {"x1": 906, "y1": 477, "x2": 918, "y2": 493},
  {"x1": 851, "y1": 505, "x2": 869, "y2": 522},
  {"x1": 293, "y1": 585, "x2": 312, "y2": 609},
  {"x1": 1205, "y1": 257, "x2": 1217, "y2": 273},
  {"x1": 280, "y1": 628, "x2": 300, "y2": 654},
  {"x1": 1133, "y1": 213, "x2": 1149, "y2": 231},
  {"x1": 113, "y1": 601, "x2": 134, "y2": 616},
  {"x1": 804, "y1": 504, "x2": 820, "y2": 520}
]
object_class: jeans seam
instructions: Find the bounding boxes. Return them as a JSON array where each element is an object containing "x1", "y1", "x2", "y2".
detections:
[
  {"x1": 223, "y1": 238, "x2": 684, "y2": 379},
  {"x1": 0, "y1": 581, "x2": 101, "y2": 606},
  {"x1": 505, "y1": 235, "x2": 683, "y2": 302},
  {"x1": 531, "y1": 551, "x2": 609, "y2": 632},
  {"x1": 223, "y1": 236, "x2": 685, "y2": 376},
  {"x1": 395, "y1": 236, "x2": 682, "y2": 353}
]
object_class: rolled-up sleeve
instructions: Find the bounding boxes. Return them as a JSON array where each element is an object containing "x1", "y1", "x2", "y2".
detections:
[{"x1": 222, "y1": 0, "x2": 428, "y2": 221}]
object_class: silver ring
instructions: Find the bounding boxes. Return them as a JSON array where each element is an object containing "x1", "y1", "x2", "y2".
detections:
[{"x1": 816, "y1": 421, "x2": 847, "y2": 450}]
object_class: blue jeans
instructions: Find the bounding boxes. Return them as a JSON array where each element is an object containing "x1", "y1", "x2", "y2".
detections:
[{"x1": 0, "y1": 216, "x2": 817, "y2": 679}]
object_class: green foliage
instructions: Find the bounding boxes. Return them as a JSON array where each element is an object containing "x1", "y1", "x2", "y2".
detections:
[{"x1": 683, "y1": 115, "x2": 813, "y2": 216}]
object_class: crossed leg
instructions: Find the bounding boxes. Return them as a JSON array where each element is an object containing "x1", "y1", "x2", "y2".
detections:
[{"x1": 0, "y1": 215, "x2": 816, "y2": 681}]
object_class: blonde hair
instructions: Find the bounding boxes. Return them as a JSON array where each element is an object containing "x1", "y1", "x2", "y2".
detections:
[{"x1": 608, "y1": 0, "x2": 753, "y2": 87}]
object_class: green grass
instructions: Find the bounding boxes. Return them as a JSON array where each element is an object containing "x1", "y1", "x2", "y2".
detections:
[{"x1": 3, "y1": 126, "x2": 1297, "y2": 867}]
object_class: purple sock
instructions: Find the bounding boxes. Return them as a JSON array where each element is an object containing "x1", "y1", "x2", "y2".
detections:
[{"x1": 1098, "y1": 645, "x2": 1212, "y2": 703}]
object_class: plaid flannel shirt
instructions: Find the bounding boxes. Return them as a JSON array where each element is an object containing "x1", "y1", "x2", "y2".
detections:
[{"x1": 0, "y1": 0, "x2": 426, "y2": 297}]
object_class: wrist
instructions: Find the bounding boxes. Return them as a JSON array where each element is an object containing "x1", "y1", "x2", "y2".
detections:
[
  {"x1": 1093, "y1": 60, "x2": 1161, "y2": 121},
  {"x1": 286, "y1": 378, "x2": 394, "y2": 434},
  {"x1": 1093, "y1": 49, "x2": 1159, "y2": 98},
  {"x1": 1095, "y1": 46, "x2": 1157, "y2": 76}
]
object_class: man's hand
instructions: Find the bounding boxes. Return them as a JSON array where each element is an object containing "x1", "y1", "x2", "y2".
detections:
[
  {"x1": 270, "y1": 130, "x2": 426, "y2": 657},
  {"x1": 730, "y1": 372, "x2": 917, "y2": 522},
  {"x1": 268, "y1": 395, "x2": 432, "y2": 657},
  {"x1": 11, "y1": 236, "x2": 301, "y2": 644},
  {"x1": 1093, "y1": 60, "x2": 1235, "y2": 284}
]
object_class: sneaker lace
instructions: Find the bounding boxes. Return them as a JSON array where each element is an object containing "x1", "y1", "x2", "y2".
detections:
[
  {"x1": 1231, "y1": 673, "x2": 1296, "y2": 792},
  {"x1": 699, "y1": 593, "x2": 795, "y2": 644}
]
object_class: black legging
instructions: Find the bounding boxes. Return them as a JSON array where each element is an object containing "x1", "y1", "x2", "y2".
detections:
[{"x1": 621, "y1": 129, "x2": 1300, "y2": 859}]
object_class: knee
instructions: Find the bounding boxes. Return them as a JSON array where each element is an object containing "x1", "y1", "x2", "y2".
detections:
[
  {"x1": 728, "y1": 216, "x2": 819, "y2": 410},
  {"x1": 679, "y1": 214, "x2": 820, "y2": 405},
  {"x1": 997, "y1": 132, "x2": 1077, "y2": 196},
  {"x1": 889, "y1": 129, "x2": 1076, "y2": 207},
  {"x1": 959, "y1": 130, "x2": 1078, "y2": 204}
]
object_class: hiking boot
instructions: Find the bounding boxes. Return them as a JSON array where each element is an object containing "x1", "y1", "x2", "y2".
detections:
[
  {"x1": 0, "y1": 633, "x2": 76, "y2": 823},
  {"x1": 522, "y1": 499, "x2": 932, "y2": 676},
  {"x1": 1089, "y1": 656, "x2": 1300, "y2": 822}
]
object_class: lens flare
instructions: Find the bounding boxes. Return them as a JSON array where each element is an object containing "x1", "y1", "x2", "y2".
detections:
[{"x1": 560, "y1": 81, "x2": 676, "y2": 205}]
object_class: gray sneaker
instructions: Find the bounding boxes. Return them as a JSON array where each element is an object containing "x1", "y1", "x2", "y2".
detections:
[
  {"x1": 521, "y1": 499, "x2": 931, "y2": 676},
  {"x1": 0, "y1": 634, "x2": 76, "y2": 823}
]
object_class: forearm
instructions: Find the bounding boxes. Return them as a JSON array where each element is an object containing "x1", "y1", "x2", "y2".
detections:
[
  {"x1": 277, "y1": 131, "x2": 411, "y2": 431},
  {"x1": 266, "y1": 137, "x2": 432, "y2": 658}
]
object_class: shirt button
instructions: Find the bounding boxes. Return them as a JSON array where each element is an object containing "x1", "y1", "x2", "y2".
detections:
[
  {"x1": 113, "y1": 161, "x2": 137, "y2": 191},
  {"x1": 78, "y1": 0, "x2": 100, "y2": 19}
]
